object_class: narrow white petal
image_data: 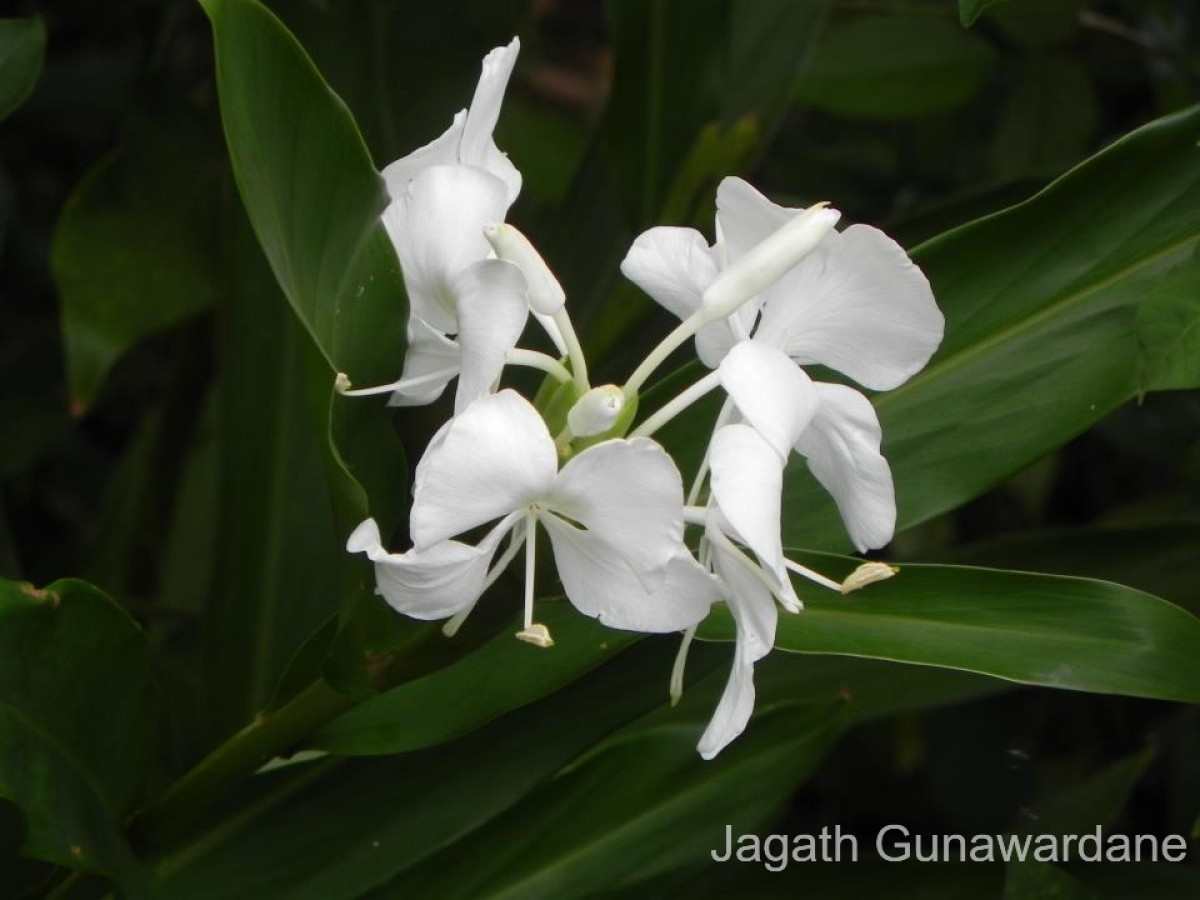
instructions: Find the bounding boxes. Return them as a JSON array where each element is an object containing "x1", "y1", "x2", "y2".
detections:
[
  {"x1": 460, "y1": 38, "x2": 522, "y2": 203},
  {"x1": 620, "y1": 226, "x2": 718, "y2": 323},
  {"x1": 697, "y1": 540, "x2": 780, "y2": 759},
  {"x1": 756, "y1": 225, "x2": 944, "y2": 391},
  {"x1": 697, "y1": 647, "x2": 755, "y2": 760},
  {"x1": 714, "y1": 177, "x2": 792, "y2": 262},
  {"x1": 346, "y1": 516, "x2": 512, "y2": 620},
  {"x1": 453, "y1": 259, "x2": 530, "y2": 412},
  {"x1": 543, "y1": 517, "x2": 718, "y2": 632},
  {"x1": 387, "y1": 317, "x2": 459, "y2": 407},
  {"x1": 709, "y1": 424, "x2": 787, "y2": 583},
  {"x1": 548, "y1": 438, "x2": 685, "y2": 577},
  {"x1": 411, "y1": 390, "x2": 557, "y2": 548},
  {"x1": 795, "y1": 383, "x2": 896, "y2": 552},
  {"x1": 384, "y1": 165, "x2": 509, "y2": 334},
  {"x1": 718, "y1": 340, "x2": 819, "y2": 459},
  {"x1": 381, "y1": 110, "x2": 466, "y2": 197}
]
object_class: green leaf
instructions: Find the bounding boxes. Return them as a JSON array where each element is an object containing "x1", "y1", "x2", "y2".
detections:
[
  {"x1": 154, "y1": 640, "x2": 699, "y2": 899},
  {"x1": 699, "y1": 555, "x2": 1200, "y2": 704},
  {"x1": 0, "y1": 17, "x2": 44, "y2": 122},
  {"x1": 943, "y1": 522, "x2": 1200, "y2": 616},
  {"x1": 796, "y1": 16, "x2": 995, "y2": 120},
  {"x1": 52, "y1": 118, "x2": 223, "y2": 407},
  {"x1": 960, "y1": 0, "x2": 1009, "y2": 27},
  {"x1": 781, "y1": 106, "x2": 1200, "y2": 548},
  {"x1": 0, "y1": 577, "x2": 155, "y2": 887},
  {"x1": 312, "y1": 603, "x2": 637, "y2": 755},
  {"x1": 1023, "y1": 749, "x2": 1155, "y2": 836},
  {"x1": 202, "y1": 0, "x2": 409, "y2": 694},
  {"x1": 1136, "y1": 247, "x2": 1200, "y2": 391},
  {"x1": 372, "y1": 703, "x2": 845, "y2": 899},
  {"x1": 204, "y1": 240, "x2": 345, "y2": 738},
  {"x1": 201, "y1": 0, "x2": 404, "y2": 388}
]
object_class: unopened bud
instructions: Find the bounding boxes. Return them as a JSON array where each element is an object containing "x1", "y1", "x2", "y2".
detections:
[
  {"x1": 700, "y1": 204, "x2": 840, "y2": 321},
  {"x1": 841, "y1": 561, "x2": 898, "y2": 594},
  {"x1": 483, "y1": 222, "x2": 565, "y2": 316},
  {"x1": 566, "y1": 385, "x2": 626, "y2": 437},
  {"x1": 515, "y1": 622, "x2": 555, "y2": 648}
]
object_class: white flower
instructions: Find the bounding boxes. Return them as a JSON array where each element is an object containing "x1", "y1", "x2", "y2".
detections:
[
  {"x1": 622, "y1": 177, "x2": 944, "y2": 551},
  {"x1": 348, "y1": 390, "x2": 717, "y2": 640},
  {"x1": 347, "y1": 39, "x2": 530, "y2": 411}
]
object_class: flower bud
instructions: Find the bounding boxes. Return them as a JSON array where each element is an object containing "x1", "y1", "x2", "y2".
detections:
[
  {"x1": 483, "y1": 222, "x2": 565, "y2": 316},
  {"x1": 566, "y1": 384, "x2": 627, "y2": 437},
  {"x1": 699, "y1": 204, "x2": 840, "y2": 322}
]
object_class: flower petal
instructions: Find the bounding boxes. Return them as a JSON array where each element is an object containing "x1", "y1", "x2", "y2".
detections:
[
  {"x1": 619, "y1": 226, "x2": 717, "y2": 322},
  {"x1": 548, "y1": 437, "x2": 685, "y2": 576},
  {"x1": 714, "y1": 176, "x2": 792, "y2": 263},
  {"x1": 543, "y1": 519, "x2": 718, "y2": 632},
  {"x1": 709, "y1": 424, "x2": 787, "y2": 586},
  {"x1": 460, "y1": 38, "x2": 522, "y2": 204},
  {"x1": 411, "y1": 390, "x2": 557, "y2": 547},
  {"x1": 381, "y1": 110, "x2": 466, "y2": 198},
  {"x1": 794, "y1": 383, "x2": 896, "y2": 552},
  {"x1": 696, "y1": 538, "x2": 779, "y2": 759},
  {"x1": 346, "y1": 517, "x2": 512, "y2": 620},
  {"x1": 694, "y1": 319, "x2": 741, "y2": 369},
  {"x1": 387, "y1": 317, "x2": 459, "y2": 407},
  {"x1": 453, "y1": 259, "x2": 530, "y2": 412},
  {"x1": 384, "y1": 165, "x2": 509, "y2": 334},
  {"x1": 718, "y1": 340, "x2": 818, "y2": 460},
  {"x1": 755, "y1": 225, "x2": 944, "y2": 391}
]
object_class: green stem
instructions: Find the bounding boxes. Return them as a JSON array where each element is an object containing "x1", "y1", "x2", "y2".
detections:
[{"x1": 128, "y1": 679, "x2": 354, "y2": 853}]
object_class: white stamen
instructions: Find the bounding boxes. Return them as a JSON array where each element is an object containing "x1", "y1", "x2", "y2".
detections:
[
  {"x1": 783, "y1": 557, "x2": 843, "y2": 593},
  {"x1": 337, "y1": 366, "x2": 458, "y2": 397},
  {"x1": 515, "y1": 622, "x2": 554, "y2": 648},
  {"x1": 505, "y1": 348, "x2": 572, "y2": 383}
]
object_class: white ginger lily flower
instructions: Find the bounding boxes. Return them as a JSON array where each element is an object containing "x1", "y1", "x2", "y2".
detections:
[
  {"x1": 622, "y1": 177, "x2": 944, "y2": 551},
  {"x1": 341, "y1": 39, "x2": 542, "y2": 411},
  {"x1": 348, "y1": 390, "x2": 718, "y2": 643}
]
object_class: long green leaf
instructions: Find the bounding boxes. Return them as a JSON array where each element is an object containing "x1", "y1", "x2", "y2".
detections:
[
  {"x1": 780, "y1": 106, "x2": 1200, "y2": 548},
  {"x1": 201, "y1": 0, "x2": 404, "y2": 387},
  {"x1": 154, "y1": 640, "x2": 695, "y2": 899},
  {"x1": 369, "y1": 703, "x2": 845, "y2": 900},
  {"x1": 698, "y1": 555, "x2": 1200, "y2": 703},
  {"x1": 0, "y1": 16, "x2": 44, "y2": 122},
  {"x1": 0, "y1": 577, "x2": 155, "y2": 888},
  {"x1": 312, "y1": 603, "x2": 637, "y2": 755}
]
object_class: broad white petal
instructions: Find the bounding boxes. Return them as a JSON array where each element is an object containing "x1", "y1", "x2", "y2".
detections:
[
  {"x1": 381, "y1": 110, "x2": 466, "y2": 197},
  {"x1": 411, "y1": 390, "x2": 557, "y2": 548},
  {"x1": 755, "y1": 225, "x2": 944, "y2": 391},
  {"x1": 548, "y1": 438, "x2": 684, "y2": 576},
  {"x1": 795, "y1": 383, "x2": 896, "y2": 552},
  {"x1": 346, "y1": 517, "x2": 511, "y2": 620},
  {"x1": 718, "y1": 340, "x2": 818, "y2": 460},
  {"x1": 620, "y1": 226, "x2": 717, "y2": 323},
  {"x1": 696, "y1": 537, "x2": 779, "y2": 759},
  {"x1": 384, "y1": 165, "x2": 509, "y2": 334},
  {"x1": 715, "y1": 177, "x2": 792, "y2": 263},
  {"x1": 543, "y1": 519, "x2": 718, "y2": 632},
  {"x1": 388, "y1": 317, "x2": 459, "y2": 407},
  {"x1": 453, "y1": 259, "x2": 529, "y2": 412},
  {"x1": 460, "y1": 39, "x2": 522, "y2": 203}
]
